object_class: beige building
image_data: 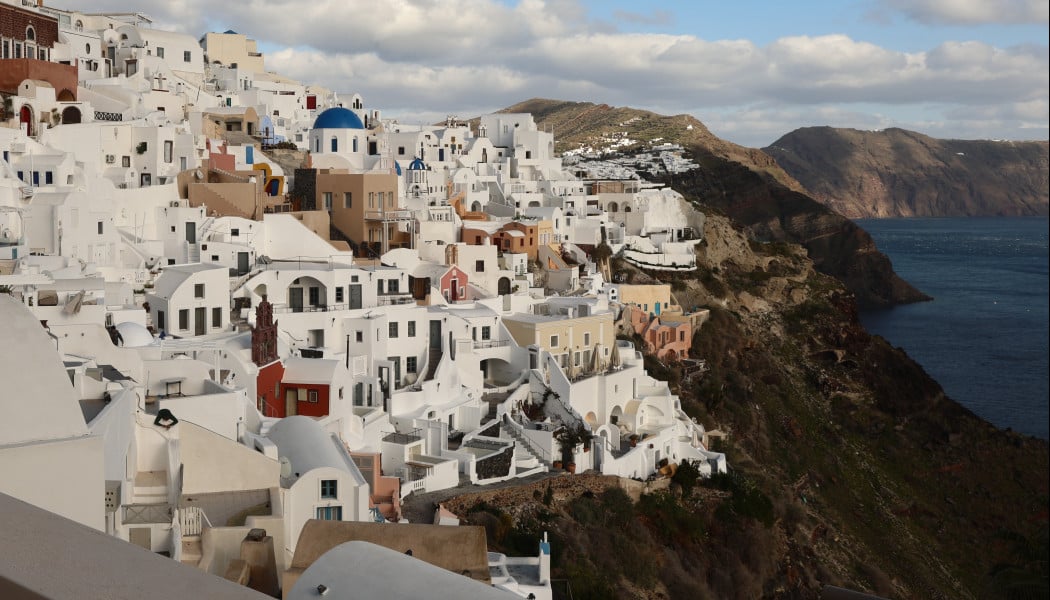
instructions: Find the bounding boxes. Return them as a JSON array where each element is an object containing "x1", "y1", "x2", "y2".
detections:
[
  {"x1": 503, "y1": 310, "x2": 615, "y2": 375},
  {"x1": 201, "y1": 31, "x2": 265, "y2": 73},
  {"x1": 613, "y1": 284, "x2": 673, "y2": 316}
]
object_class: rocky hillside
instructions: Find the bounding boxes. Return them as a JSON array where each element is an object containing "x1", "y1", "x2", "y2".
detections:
[
  {"x1": 764, "y1": 127, "x2": 1050, "y2": 218},
  {"x1": 440, "y1": 210, "x2": 1049, "y2": 600},
  {"x1": 655, "y1": 148, "x2": 929, "y2": 308},
  {"x1": 485, "y1": 98, "x2": 805, "y2": 193}
]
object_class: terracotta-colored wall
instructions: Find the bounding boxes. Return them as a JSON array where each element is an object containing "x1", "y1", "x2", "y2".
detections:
[
  {"x1": 0, "y1": 59, "x2": 77, "y2": 98},
  {"x1": 256, "y1": 361, "x2": 285, "y2": 418},
  {"x1": 461, "y1": 227, "x2": 490, "y2": 246},
  {"x1": 440, "y1": 266, "x2": 468, "y2": 302},
  {"x1": 280, "y1": 382, "x2": 330, "y2": 417}
]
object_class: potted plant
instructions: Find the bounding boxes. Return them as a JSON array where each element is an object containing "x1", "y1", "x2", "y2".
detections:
[
  {"x1": 552, "y1": 460, "x2": 562, "y2": 470},
  {"x1": 566, "y1": 462, "x2": 577, "y2": 474}
]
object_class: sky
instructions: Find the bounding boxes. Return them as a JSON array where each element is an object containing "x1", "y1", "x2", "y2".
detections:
[{"x1": 53, "y1": 0, "x2": 1048, "y2": 147}]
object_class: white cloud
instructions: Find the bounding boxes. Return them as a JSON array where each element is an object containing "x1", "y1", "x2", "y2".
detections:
[
  {"x1": 880, "y1": 0, "x2": 1049, "y2": 25},
  {"x1": 47, "y1": 0, "x2": 1050, "y2": 146}
]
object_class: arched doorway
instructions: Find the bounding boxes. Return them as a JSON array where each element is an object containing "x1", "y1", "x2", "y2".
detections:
[
  {"x1": 19, "y1": 105, "x2": 34, "y2": 136},
  {"x1": 61, "y1": 106, "x2": 81, "y2": 124},
  {"x1": 57, "y1": 89, "x2": 75, "y2": 102},
  {"x1": 497, "y1": 277, "x2": 511, "y2": 295}
]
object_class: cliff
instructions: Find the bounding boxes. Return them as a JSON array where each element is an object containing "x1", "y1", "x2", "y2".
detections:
[
  {"x1": 764, "y1": 127, "x2": 1050, "y2": 218},
  {"x1": 657, "y1": 148, "x2": 930, "y2": 308},
  {"x1": 436, "y1": 211, "x2": 1049, "y2": 599}
]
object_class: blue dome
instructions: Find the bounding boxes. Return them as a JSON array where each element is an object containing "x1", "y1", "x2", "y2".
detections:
[
  {"x1": 394, "y1": 162, "x2": 402, "y2": 176},
  {"x1": 408, "y1": 158, "x2": 426, "y2": 171},
  {"x1": 312, "y1": 107, "x2": 365, "y2": 130}
]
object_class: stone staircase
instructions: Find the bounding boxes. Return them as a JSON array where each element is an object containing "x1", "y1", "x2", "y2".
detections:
[
  {"x1": 180, "y1": 535, "x2": 202, "y2": 566},
  {"x1": 424, "y1": 347, "x2": 442, "y2": 381},
  {"x1": 502, "y1": 416, "x2": 551, "y2": 470}
]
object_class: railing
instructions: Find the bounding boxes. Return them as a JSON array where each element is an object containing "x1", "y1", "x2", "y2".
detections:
[
  {"x1": 273, "y1": 303, "x2": 347, "y2": 314},
  {"x1": 95, "y1": 111, "x2": 123, "y2": 122},
  {"x1": 377, "y1": 295, "x2": 413, "y2": 306},
  {"x1": 503, "y1": 413, "x2": 552, "y2": 464},
  {"x1": 179, "y1": 506, "x2": 211, "y2": 536},
  {"x1": 472, "y1": 339, "x2": 509, "y2": 350},
  {"x1": 124, "y1": 503, "x2": 172, "y2": 524},
  {"x1": 382, "y1": 429, "x2": 422, "y2": 444}
]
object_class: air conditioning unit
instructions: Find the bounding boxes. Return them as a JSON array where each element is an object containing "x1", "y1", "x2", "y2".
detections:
[{"x1": 105, "y1": 154, "x2": 116, "y2": 164}]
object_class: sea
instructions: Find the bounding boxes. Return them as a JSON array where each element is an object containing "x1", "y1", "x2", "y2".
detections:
[{"x1": 856, "y1": 217, "x2": 1049, "y2": 440}]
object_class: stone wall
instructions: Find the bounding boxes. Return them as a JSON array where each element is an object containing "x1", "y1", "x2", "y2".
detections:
[{"x1": 474, "y1": 445, "x2": 513, "y2": 481}]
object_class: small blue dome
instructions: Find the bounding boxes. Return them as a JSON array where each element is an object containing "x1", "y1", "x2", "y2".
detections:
[
  {"x1": 394, "y1": 162, "x2": 402, "y2": 176},
  {"x1": 408, "y1": 158, "x2": 426, "y2": 171},
  {"x1": 312, "y1": 107, "x2": 365, "y2": 130}
]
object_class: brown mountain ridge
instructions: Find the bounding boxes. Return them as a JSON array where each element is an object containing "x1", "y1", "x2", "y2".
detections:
[{"x1": 764, "y1": 126, "x2": 1050, "y2": 218}]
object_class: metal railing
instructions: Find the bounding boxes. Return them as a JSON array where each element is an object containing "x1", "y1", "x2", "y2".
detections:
[{"x1": 472, "y1": 339, "x2": 509, "y2": 350}]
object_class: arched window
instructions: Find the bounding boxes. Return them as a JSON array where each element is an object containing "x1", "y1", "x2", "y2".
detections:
[
  {"x1": 352, "y1": 137, "x2": 358, "y2": 153},
  {"x1": 75, "y1": 20, "x2": 83, "y2": 31},
  {"x1": 330, "y1": 137, "x2": 338, "y2": 152},
  {"x1": 26, "y1": 26, "x2": 36, "y2": 42}
]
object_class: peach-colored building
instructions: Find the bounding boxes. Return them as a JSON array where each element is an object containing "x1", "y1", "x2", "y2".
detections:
[{"x1": 294, "y1": 169, "x2": 408, "y2": 256}]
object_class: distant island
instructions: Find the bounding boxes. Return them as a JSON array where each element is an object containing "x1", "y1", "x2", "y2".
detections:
[{"x1": 764, "y1": 127, "x2": 1050, "y2": 218}]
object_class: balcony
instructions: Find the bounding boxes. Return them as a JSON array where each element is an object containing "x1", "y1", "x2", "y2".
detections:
[
  {"x1": 472, "y1": 339, "x2": 509, "y2": 350},
  {"x1": 364, "y1": 210, "x2": 413, "y2": 222}
]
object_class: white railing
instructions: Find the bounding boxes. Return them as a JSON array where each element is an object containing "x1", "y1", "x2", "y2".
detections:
[{"x1": 179, "y1": 506, "x2": 211, "y2": 536}]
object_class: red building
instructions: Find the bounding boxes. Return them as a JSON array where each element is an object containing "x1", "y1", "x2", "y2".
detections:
[{"x1": 279, "y1": 358, "x2": 340, "y2": 418}]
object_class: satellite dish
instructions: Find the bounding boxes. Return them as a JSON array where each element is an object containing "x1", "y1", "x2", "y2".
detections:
[
  {"x1": 194, "y1": 169, "x2": 203, "y2": 180},
  {"x1": 279, "y1": 456, "x2": 292, "y2": 478}
]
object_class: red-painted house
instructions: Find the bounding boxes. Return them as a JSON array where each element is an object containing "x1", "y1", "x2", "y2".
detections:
[{"x1": 279, "y1": 357, "x2": 343, "y2": 418}]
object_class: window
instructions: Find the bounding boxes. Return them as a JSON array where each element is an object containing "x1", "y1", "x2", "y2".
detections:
[
  {"x1": 407, "y1": 321, "x2": 416, "y2": 337},
  {"x1": 574, "y1": 352, "x2": 581, "y2": 366},
  {"x1": 164, "y1": 140, "x2": 173, "y2": 163},
  {"x1": 550, "y1": 335, "x2": 559, "y2": 347},
  {"x1": 231, "y1": 228, "x2": 240, "y2": 237},
  {"x1": 355, "y1": 331, "x2": 363, "y2": 342},
  {"x1": 481, "y1": 326, "x2": 491, "y2": 340},
  {"x1": 26, "y1": 26, "x2": 35, "y2": 42},
  {"x1": 377, "y1": 279, "x2": 384, "y2": 294},
  {"x1": 308, "y1": 287, "x2": 320, "y2": 306},
  {"x1": 122, "y1": 156, "x2": 131, "y2": 168},
  {"x1": 331, "y1": 137, "x2": 338, "y2": 152},
  {"x1": 321, "y1": 480, "x2": 337, "y2": 499},
  {"x1": 398, "y1": 146, "x2": 405, "y2": 155},
  {"x1": 388, "y1": 279, "x2": 399, "y2": 294},
  {"x1": 157, "y1": 47, "x2": 165, "y2": 59},
  {"x1": 178, "y1": 309, "x2": 189, "y2": 330},
  {"x1": 344, "y1": 192, "x2": 352, "y2": 208},
  {"x1": 406, "y1": 356, "x2": 417, "y2": 374},
  {"x1": 308, "y1": 390, "x2": 319, "y2": 403},
  {"x1": 97, "y1": 221, "x2": 103, "y2": 235},
  {"x1": 475, "y1": 260, "x2": 485, "y2": 272},
  {"x1": 212, "y1": 307, "x2": 221, "y2": 328},
  {"x1": 378, "y1": 192, "x2": 385, "y2": 207},
  {"x1": 584, "y1": 333, "x2": 591, "y2": 346},
  {"x1": 389, "y1": 322, "x2": 398, "y2": 338},
  {"x1": 368, "y1": 192, "x2": 375, "y2": 208},
  {"x1": 45, "y1": 172, "x2": 53, "y2": 185},
  {"x1": 335, "y1": 287, "x2": 344, "y2": 303},
  {"x1": 316, "y1": 506, "x2": 342, "y2": 520},
  {"x1": 183, "y1": 50, "x2": 192, "y2": 62},
  {"x1": 323, "y1": 192, "x2": 332, "y2": 210},
  {"x1": 157, "y1": 310, "x2": 166, "y2": 331},
  {"x1": 194, "y1": 283, "x2": 205, "y2": 298}
]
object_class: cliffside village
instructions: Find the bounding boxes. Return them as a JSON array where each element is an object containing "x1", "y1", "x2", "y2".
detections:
[{"x1": 0, "y1": 2, "x2": 727, "y2": 598}]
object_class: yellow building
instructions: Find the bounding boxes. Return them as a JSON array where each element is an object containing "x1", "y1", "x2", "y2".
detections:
[{"x1": 503, "y1": 310, "x2": 615, "y2": 375}]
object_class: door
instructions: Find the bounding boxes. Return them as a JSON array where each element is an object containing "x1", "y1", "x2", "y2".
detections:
[
  {"x1": 285, "y1": 388, "x2": 296, "y2": 417},
  {"x1": 389, "y1": 357, "x2": 401, "y2": 388},
  {"x1": 129, "y1": 527, "x2": 151, "y2": 550},
  {"x1": 429, "y1": 320, "x2": 441, "y2": 350},
  {"x1": 185, "y1": 222, "x2": 196, "y2": 244},
  {"x1": 194, "y1": 307, "x2": 206, "y2": 335},
  {"x1": 237, "y1": 252, "x2": 250, "y2": 275},
  {"x1": 289, "y1": 287, "x2": 304, "y2": 313},
  {"x1": 349, "y1": 284, "x2": 362, "y2": 309}
]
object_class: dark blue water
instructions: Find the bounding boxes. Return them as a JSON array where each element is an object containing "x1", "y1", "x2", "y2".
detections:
[{"x1": 857, "y1": 217, "x2": 1049, "y2": 440}]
